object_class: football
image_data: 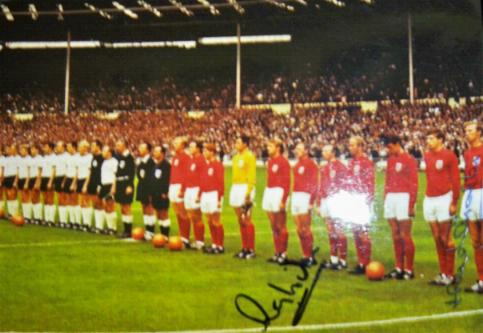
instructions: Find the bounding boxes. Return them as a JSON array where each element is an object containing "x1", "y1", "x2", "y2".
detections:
[
  {"x1": 11, "y1": 215, "x2": 25, "y2": 227},
  {"x1": 152, "y1": 234, "x2": 167, "y2": 248},
  {"x1": 131, "y1": 227, "x2": 145, "y2": 241},
  {"x1": 168, "y1": 236, "x2": 183, "y2": 251},
  {"x1": 366, "y1": 261, "x2": 385, "y2": 281}
]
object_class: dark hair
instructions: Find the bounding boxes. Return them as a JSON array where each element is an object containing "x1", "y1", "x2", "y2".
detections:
[
  {"x1": 154, "y1": 145, "x2": 167, "y2": 155},
  {"x1": 385, "y1": 135, "x2": 402, "y2": 146},
  {"x1": 140, "y1": 142, "x2": 152, "y2": 152},
  {"x1": 240, "y1": 135, "x2": 250, "y2": 146},
  {"x1": 195, "y1": 140, "x2": 203, "y2": 151},
  {"x1": 70, "y1": 141, "x2": 78, "y2": 149},
  {"x1": 93, "y1": 139, "x2": 103, "y2": 147},
  {"x1": 427, "y1": 129, "x2": 445, "y2": 141}
]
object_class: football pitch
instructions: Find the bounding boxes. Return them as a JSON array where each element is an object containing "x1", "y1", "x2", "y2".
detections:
[{"x1": 0, "y1": 169, "x2": 482, "y2": 332}]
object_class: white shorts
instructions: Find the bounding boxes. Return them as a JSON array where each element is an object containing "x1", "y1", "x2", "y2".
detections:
[
  {"x1": 423, "y1": 192, "x2": 452, "y2": 222},
  {"x1": 345, "y1": 193, "x2": 373, "y2": 225},
  {"x1": 200, "y1": 191, "x2": 222, "y2": 214},
  {"x1": 384, "y1": 192, "x2": 410, "y2": 221},
  {"x1": 459, "y1": 188, "x2": 483, "y2": 221},
  {"x1": 168, "y1": 184, "x2": 183, "y2": 204},
  {"x1": 184, "y1": 187, "x2": 200, "y2": 210},
  {"x1": 229, "y1": 184, "x2": 255, "y2": 208},
  {"x1": 262, "y1": 187, "x2": 286, "y2": 213},
  {"x1": 319, "y1": 198, "x2": 329, "y2": 218},
  {"x1": 291, "y1": 192, "x2": 311, "y2": 215}
]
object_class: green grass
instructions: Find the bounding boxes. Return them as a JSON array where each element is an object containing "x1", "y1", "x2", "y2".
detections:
[{"x1": 0, "y1": 169, "x2": 482, "y2": 332}]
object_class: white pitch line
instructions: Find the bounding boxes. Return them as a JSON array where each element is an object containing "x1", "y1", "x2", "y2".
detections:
[
  {"x1": 0, "y1": 239, "x2": 121, "y2": 249},
  {"x1": 153, "y1": 309, "x2": 483, "y2": 333}
]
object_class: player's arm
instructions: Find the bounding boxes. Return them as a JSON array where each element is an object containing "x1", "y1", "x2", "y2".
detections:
[
  {"x1": 408, "y1": 156, "x2": 419, "y2": 215},
  {"x1": 13, "y1": 164, "x2": 19, "y2": 188},
  {"x1": 280, "y1": 159, "x2": 290, "y2": 209},
  {"x1": 366, "y1": 161, "x2": 375, "y2": 203},
  {"x1": 48, "y1": 165, "x2": 55, "y2": 190},
  {"x1": 450, "y1": 152, "x2": 461, "y2": 207},
  {"x1": 309, "y1": 161, "x2": 319, "y2": 206},
  {"x1": 25, "y1": 163, "x2": 30, "y2": 190},
  {"x1": 111, "y1": 162, "x2": 118, "y2": 196},
  {"x1": 126, "y1": 156, "x2": 135, "y2": 194},
  {"x1": 35, "y1": 165, "x2": 42, "y2": 190},
  {"x1": 246, "y1": 153, "x2": 256, "y2": 200},
  {"x1": 217, "y1": 162, "x2": 225, "y2": 206},
  {"x1": 83, "y1": 164, "x2": 91, "y2": 194},
  {"x1": 161, "y1": 162, "x2": 171, "y2": 199}
]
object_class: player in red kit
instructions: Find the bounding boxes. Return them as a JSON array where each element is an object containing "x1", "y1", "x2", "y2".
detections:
[
  {"x1": 461, "y1": 121, "x2": 483, "y2": 294},
  {"x1": 319, "y1": 144, "x2": 348, "y2": 270},
  {"x1": 185, "y1": 140, "x2": 207, "y2": 250},
  {"x1": 291, "y1": 143, "x2": 319, "y2": 267},
  {"x1": 169, "y1": 137, "x2": 191, "y2": 248},
  {"x1": 424, "y1": 129, "x2": 460, "y2": 286},
  {"x1": 347, "y1": 136, "x2": 375, "y2": 275},
  {"x1": 199, "y1": 143, "x2": 225, "y2": 254},
  {"x1": 262, "y1": 139, "x2": 290, "y2": 264},
  {"x1": 383, "y1": 135, "x2": 418, "y2": 280}
]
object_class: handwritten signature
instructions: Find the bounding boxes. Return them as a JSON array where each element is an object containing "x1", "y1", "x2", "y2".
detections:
[{"x1": 234, "y1": 259, "x2": 324, "y2": 331}]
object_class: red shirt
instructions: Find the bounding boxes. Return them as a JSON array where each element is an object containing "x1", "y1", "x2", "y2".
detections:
[
  {"x1": 293, "y1": 156, "x2": 319, "y2": 204},
  {"x1": 347, "y1": 155, "x2": 375, "y2": 201},
  {"x1": 185, "y1": 154, "x2": 207, "y2": 188},
  {"x1": 200, "y1": 159, "x2": 224, "y2": 198},
  {"x1": 424, "y1": 149, "x2": 460, "y2": 204},
  {"x1": 170, "y1": 151, "x2": 190, "y2": 190},
  {"x1": 319, "y1": 159, "x2": 348, "y2": 198},
  {"x1": 463, "y1": 145, "x2": 483, "y2": 190},
  {"x1": 384, "y1": 152, "x2": 419, "y2": 207},
  {"x1": 267, "y1": 155, "x2": 291, "y2": 203}
]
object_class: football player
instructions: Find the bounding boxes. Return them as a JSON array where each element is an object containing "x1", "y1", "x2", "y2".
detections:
[{"x1": 115, "y1": 139, "x2": 135, "y2": 238}]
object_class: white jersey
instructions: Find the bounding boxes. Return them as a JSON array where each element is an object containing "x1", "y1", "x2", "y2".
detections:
[
  {"x1": 0, "y1": 155, "x2": 5, "y2": 175},
  {"x1": 66, "y1": 153, "x2": 79, "y2": 178},
  {"x1": 77, "y1": 153, "x2": 92, "y2": 180},
  {"x1": 3, "y1": 155, "x2": 19, "y2": 177},
  {"x1": 29, "y1": 155, "x2": 42, "y2": 179},
  {"x1": 41, "y1": 154, "x2": 56, "y2": 178},
  {"x1": 18, "y1": 156, "x2": 31, "y2": 179},
  {"x1": 54, "y1": 152, "x2": 69, "y2": 177},
  {"x1": 101, "y1": 158, "x2": 118, "y2": 185}
]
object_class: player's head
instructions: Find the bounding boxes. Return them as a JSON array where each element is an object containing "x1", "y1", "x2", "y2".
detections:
[
  {"x1": 295, "y1": 142, "x2": 307, "y2": 159},
  {"x1": 189, "y1": 140, "x2": 203, "y2": 156},
  {"x1": 66, "y1": 141, "x2": 77, "y2": 154},
  {"x1": 7, "y1": 144, "x2": 17, "y2": 156},
  {"x1": 235, "y1": 135, "x2": 250, "y2": 153},
  {"x1": 267, "y1": 139, "x2": 283, "y2": 157},
  {"x1": 464, "y1": 121, "x2": 482, "y2": 145},
  {"x1": 115, "y1": 139, "x2": 128, "y2": 154},
  {"x1": 102, "y1": 145, "x2": 113, "y2": 159},
  {"x1": 55, "y1": 141, "x2": 65, "y2": 154},
  {"x1": 385, "y1": 135, "x2": 403, "y2": 155},
  {"x1": 19, "y1": 144, "x2": 29, "y2": 157},
  {"x1": 138, "y1": 142, "x2": 151, "y2": 157},
  {"x1": 203, "y1": 143, "x2": 216, "y2": 160},
  {"x1": 348, "y1": 136, "x2": 364, "y2": 156},
  {"x1": 426, "y1": 129, "x2": 444, "y2": 151},
  {"x1": 78, "y1": 140, "x2": 89, "y2": 155},
  {"x1": 42, "y1": 142, "x2": 54, "y2": 154},
  {"x1": 91, "y1": 140, "x2": 102, "y2": 155},
  {"x1": 322, "y1": 144, "x2": 335, "y2": 161},
  {"x1": 30, "y1": 144, "x2": 39, "y2": 156},
  {"x1": 153, "y1": 145, "x2": 167, "y2": 161},
  {"x1": 173, "y1": 136, "x2": 187, "y2": 152}
]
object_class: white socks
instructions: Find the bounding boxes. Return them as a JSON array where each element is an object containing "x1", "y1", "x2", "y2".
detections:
[
  {"x1": 82, "y1": 207, "x2": 93, "y2": 226},
  {"x1": 106, "y1": 212, "x2": 117, "y2": 230},
  {"x1": 22, "y1": 203, "x2": 32, "y2": 219},
  {"x1": 33, "y1": 203, "x2": 43, "y2": 220},
  {"x1": 94, "y1": 209, "x2": 105, "y2": 230},
  {"x1": 7, "y1": 200, "x2": 19, "y2": 216},
  {"x1": 58, "y1": 206, "x2": 68, "y2": 224},
  {"x1": 159, "y1": 219, "x2": 171, "y2": 228},
  {"x1": 143, "y1": 215, "x2": 156, "y2": 227},
  {"x1": 43, "y1": 205, "x2": 56, "y2": 223},
  {"x1": 75, "y1": 206, "x2": 82, "y2": 224}
]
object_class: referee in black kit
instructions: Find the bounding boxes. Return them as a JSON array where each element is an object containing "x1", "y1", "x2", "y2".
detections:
[
  {"x1": 136, "y1": 142, "x2": 156, "y2": 240},
  {"x1": 152, "y1": 145, "x2": 171, "y2": 239},
  {"x1": 114, "y1": 139, "x2": 136, "y2": 238}
]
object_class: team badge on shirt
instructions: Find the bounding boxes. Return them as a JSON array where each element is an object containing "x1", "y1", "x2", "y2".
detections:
[
  {"x1": 473, "y1": 156, "x2": 481, "y2": 167},
  {"x1": 435, "y1": 159, "x2": 443, "y2": 170},
  {"x1": 330, "y1": 169, "x2": 336, "y2": 179},
  {"x1": 395, "y1": 162, "x2": 402, "y2": 172},
  {"x1": 119, "y1": 160, "x2": 125, "y2": 169},
  {"x1": 190, "y1": 163, "x2": 196, "y2": 171},
  {"x1": 353, "y1": 164, "x2": 360, "y2": 175},
  {"x1": 271, "y1": 164, "x2": 279, "y2": 173},
  {"x1": 208, "y1": 168, "x2": 214, "y2": 176},
  {"x1": 298, "y1": 166, "x2": 305, "y2": 175},
  {"x1": 174, "y1": 159, "x2": 179, "y2": 167},
  {"x1": 140, "y1": 169, "x2": 145, "y2": 179},
  {"x1": 93, "y1": 160, "x2": 98, "y2": 167},
  {"x1": 155, "y1": 169, "x2": 162, "y2": 178}
]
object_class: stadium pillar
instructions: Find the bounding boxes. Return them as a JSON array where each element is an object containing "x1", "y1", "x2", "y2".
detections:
[
  {"x1": 64, "y1": 30, "x2": 71, "y2": 115},
  {"x1": 236, "y1": 22, "x2": 241, "y2": 110},
  {"x1": 408, "y1": 13, "x2": 414, "y2": 104}
]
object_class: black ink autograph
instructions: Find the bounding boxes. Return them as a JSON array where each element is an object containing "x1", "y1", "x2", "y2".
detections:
[{"x1": 234, "y1": 259, "x2": 324, "y2": 331}]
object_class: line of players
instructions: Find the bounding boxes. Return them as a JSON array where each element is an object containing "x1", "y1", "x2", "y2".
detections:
[{"x1": 0, "y1": 122, "x2": 481, "y2": 293}]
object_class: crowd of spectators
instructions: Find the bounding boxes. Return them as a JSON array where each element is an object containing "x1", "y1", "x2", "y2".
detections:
[{"x1": 1, "y1": 101, "x2": 480, "y2": 163}]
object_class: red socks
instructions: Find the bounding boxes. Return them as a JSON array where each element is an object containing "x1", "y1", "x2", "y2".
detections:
[
  {"x1": 193, "y1": 221, "x2": 205, "y2": 243},
  {"x1": 403, "y1": 236, "x2": 415, "y2": 272}
]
